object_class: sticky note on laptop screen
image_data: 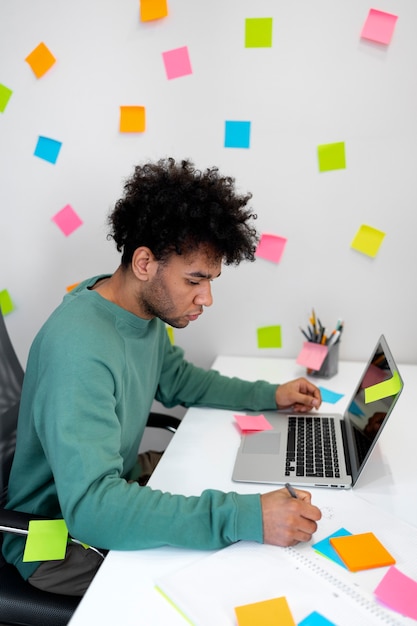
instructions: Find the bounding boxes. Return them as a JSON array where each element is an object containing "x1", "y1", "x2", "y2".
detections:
[{"x1": 329, "y1": 532, "x2": 395, "y2": 572}]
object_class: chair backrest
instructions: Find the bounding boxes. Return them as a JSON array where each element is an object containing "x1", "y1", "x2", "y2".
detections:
[{"x1": 0, "y1": 310, "x2": 24, "y2": 508}]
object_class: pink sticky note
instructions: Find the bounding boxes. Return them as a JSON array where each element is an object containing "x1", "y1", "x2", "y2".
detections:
[
  {"x1": 52, "y1": 204, "x2": 83, "y2": 236},
  {"x1": 255, "y1": 233, "x2": 287, "y2": 264},
  {"x1": 360, "y1": 9, "x2": 398, "y2": 45},
  {"x1": 234, "y1": 414, "x2": 273, "y2": 433},
  {"x1": 162, "y1": 46, "x2": 192, "y2": 80},
  {"x1": 296, "y1": 342, "x2": 328, "y2": 371},
  {"x1": 374, "y1": 566, "x2": 417, "y2": 620}
]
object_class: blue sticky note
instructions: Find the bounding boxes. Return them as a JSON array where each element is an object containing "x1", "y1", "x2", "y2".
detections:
[
  {"x1": 319, "y1": 386, "x2": 344, "y2": 404},
  {"x1": 349, "y1": 400, "x2": 365, "y2": 417},
  {"x1": 224, "y1": 120, "x2": 251, "y2": 149},
  {"x1": 312, "y1": 527, "x2": 352, "y2": 568},
  {"x1": 34, "y1": 136, "x2": 62, "y2": 164},
  {"x1": 299, "y1": 610, "x2": 336, "y2": 626}
]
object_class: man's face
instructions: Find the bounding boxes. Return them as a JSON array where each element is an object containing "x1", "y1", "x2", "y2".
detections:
[{"x1": 139, "y1": 248, "x2": 222, "y2": 328}]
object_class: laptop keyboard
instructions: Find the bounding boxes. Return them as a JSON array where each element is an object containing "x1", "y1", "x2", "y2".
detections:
[{"x1": 285, "y1": 416, "x2": 340, "y2": 478}]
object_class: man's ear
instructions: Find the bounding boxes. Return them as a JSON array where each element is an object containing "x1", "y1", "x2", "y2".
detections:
[{"x1": 131, "y1": 247, "x2": 157, "y2": 281}]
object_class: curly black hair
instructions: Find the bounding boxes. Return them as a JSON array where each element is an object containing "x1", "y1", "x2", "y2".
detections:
[{"x1": 107, "y1": 158, "x2": 259, "y2": 267}]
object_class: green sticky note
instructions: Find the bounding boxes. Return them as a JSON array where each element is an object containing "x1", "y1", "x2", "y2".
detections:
[
  {"x1": 351, "y1": 224, "x2": 386, "y2": 258},
  {"x1": 0, "y1": 289, "x2": 15, "y2": 315},
  {"x1": 245, "y1": 17, "x2": 273, "y2": 48},
  {"x1": 0, "y1": 84, "x2": 13, "y2": 113},
  {"x1": 364, "y1": 370, "x2": 402, "y2": 403},
  {"x1": 257, "y1": 325, "x2": 282, "y2": 349},
  {"x1": 317, "y1": 141, "x2": 346, "y2": 172},
  {"x1": 23, "y1": 519, "x2": 69, "y2": 562}
]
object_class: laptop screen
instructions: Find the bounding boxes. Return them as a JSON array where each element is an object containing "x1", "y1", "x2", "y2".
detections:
[{"x1": 345, "y1": 335, "x2": 403, "y2": 485}]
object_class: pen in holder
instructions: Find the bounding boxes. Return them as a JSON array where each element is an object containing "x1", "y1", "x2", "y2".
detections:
[{"x1": 307, "y1": 341, "x2": 340, "y2": 379}]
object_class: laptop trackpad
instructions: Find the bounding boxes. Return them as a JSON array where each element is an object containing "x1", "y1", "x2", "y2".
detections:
[{"x1": 242, "y1": 432, "x2": 281, "y2": 454}]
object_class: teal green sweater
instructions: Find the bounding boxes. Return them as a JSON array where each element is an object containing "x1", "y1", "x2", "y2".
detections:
[{"x1": 4, "y1": 276, "x2": 278, "y2": 580}]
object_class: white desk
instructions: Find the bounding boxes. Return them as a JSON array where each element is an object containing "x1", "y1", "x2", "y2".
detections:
[{"x1": 69, "y1": 357, "x2": 417, "y2": 626}]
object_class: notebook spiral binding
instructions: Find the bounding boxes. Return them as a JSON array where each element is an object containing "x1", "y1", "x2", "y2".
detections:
[{"x1": 285, "y1": 546, "x2": 404, "y2": 626}]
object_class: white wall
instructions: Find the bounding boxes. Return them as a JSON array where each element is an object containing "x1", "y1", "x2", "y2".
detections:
[{"x1": 1, "y1": 0, "x2": 416, "y2": 374}]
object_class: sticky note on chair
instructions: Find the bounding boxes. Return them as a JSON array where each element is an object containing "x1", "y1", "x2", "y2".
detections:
[
  {"x1": 234, "y1": 414, "x2": 273, "y2": 433},
  {"x1": 330, "y1": 532, "x2": 395, "y2": 572},
  {"x1": 25, "y1": 42, "x2": 56, "y2": 78},
  {"x1": 0, "y1": 289, "x2": 15, "y2": 315},
  {"x1": 351, "y1": 224, "x2": 385, "y2": 258},
  {"x1": 23, "y1": 519, "x2": 68, "y2": 562},
  {"x1": 235, "y1": 596, "x2": 295, "y2": 625}
]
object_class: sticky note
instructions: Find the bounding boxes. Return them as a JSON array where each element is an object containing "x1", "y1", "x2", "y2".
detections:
[
  {"x1": 0, "y1": 84, "x2": 13, "y2": 113},
  {"x1": 23, "y1": 519, "x2": 68, "y2": 562},
  {"x1": 245, "y1": 17, "x2": 273, "y2": 48},
  {"x1": 52, "y1": 204, "x2": 83, "y2": 236},
  {"x1": 360, "y1": 9, "x2": 398, "y2": 45},
  {"x1": 319, "y1": 386, "x2": 344, "y2": 404},
  {"x1": 34, "y1": 136, "x2": 62, "y2": 164},
  {"x1": 166, "y1": 326, "x2": 175, "y2": 344},
  {"x1": 162, "y1": 46, "x2": 192, "y2": 80},
  {"x1": 0, "y1": 289, "x2": 15, "y2": 315},
  {"x1": 66, "y1": 282, "x2": 80, "y2": 292},
  {"x1": 257, "y1": 325, "x2": 282, "y2": 349},
  {"x1": 235, "y1": 596, "x2": 295, "y2": 626},
  {"x1": 234, "y1": 414, "x2": 273, "y2": 433},
  {"x1": 364, "y1": 370, "x2": 402, "y2": 403},
  {"x1": 256, "y1": 233, "x2": 287, "y2": 264},
  {"x1": 299, "y1": 611, "x2": 336, "y2": 626},
  {"x1": 374, "y1": 566, "x2": 417, "y2": 621},
  {"x1": 317, "y1": 142, "x2": 346, "y2": 172},
  {"x1": 296, "y1": 342, "x2": 328, "y2": 371},
  {"x1": 25, "y1": 42, "x2": 56, "y2": 78},
  {"x1": 224, "y1": 120, "x2": 251, "y2": 149},
  {"x1": 312, "y1": 528, "x2": 353, "y2": 568},
  {"x1": 330, "y1": 532, "x2": 396, "y2": 572},
  {"x1": 140, "y1": 0, "x2": 168, "y2": 21},
  {"x1": 350, "y1": 224, "x2": 385, "y2": 258},
  {"x1": 119, "y1": 106, "x2": 146, "y2": 133}
]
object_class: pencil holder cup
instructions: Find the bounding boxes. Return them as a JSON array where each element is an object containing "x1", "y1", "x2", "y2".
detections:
[{"x1": 308, "y1": 342, "x2": 340, "y2": 379}]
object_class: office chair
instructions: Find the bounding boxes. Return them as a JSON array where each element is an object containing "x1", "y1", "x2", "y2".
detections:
[{"x1": 0, "y1": 308, "x2": 180, "y2": 626}]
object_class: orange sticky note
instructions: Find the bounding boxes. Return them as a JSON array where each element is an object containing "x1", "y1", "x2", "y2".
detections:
[
  {"x1": 235, "y1": 596, "x2": 295, "y2": 626},
  {"x1": 330, "y1": 532, "x2": 395, "y2": 572},
  {"x1": 119, "y1": 106, "x2": 146, "y2": 133},
  {"x1": 25, "y1": 42, "x2": 56, "y2": 78},
  {"x1": 140, "y1": 0, "x2": 168, "y2": 21}
]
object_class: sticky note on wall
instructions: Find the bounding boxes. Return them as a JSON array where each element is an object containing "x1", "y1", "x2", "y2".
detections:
[
  {"x1": 0, "y1": 289, "x2": 15, "y2": 315},
  {"x1": 119, "y1": 106, "x2": 146, "y2": 132},
  {"x1": 140, "y1": 0, "x2": 168, "y2": 21},
  {"x1": 34, "y1": 136, "x2": 62, "y2": 164},
  {"x1": 360, "y1": 9, "x2": 398, "y2": 45},
  {"x1": 25, "y1": 42, "x2": 56, "y2": 78},
  {"x1": 245, "y1": 17, "x2": 273, "y2": 48},
  {"x1": 255, "y1": 233, "x2": 287, "y2": 263},
  {"x1": 0, "y1": 84, "x2": 13, "y2": 113},
  {"x1": 162, "y1": 46, "x2": 192, "y2": 79},
  {"x1": 257, "y1": 325, "x2": 282, "y2": 348},
  {"x1": 52, "y1": 205, "x2": 83, "y2": 236},
  {"x1": 317, "y1": 142, "x2": 346, "y2": 172},
  {"x1": 351, "y1": 224, "x2": 385, "y2": 258}
]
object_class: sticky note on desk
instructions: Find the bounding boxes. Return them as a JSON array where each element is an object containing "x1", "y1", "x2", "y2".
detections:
[
  {"x1": 374, "y1": 566, "x2": 417, "y2": 621},
  {"x1": 299, "y1": 611, "x2": 336, "y2": 626},
  {"x1": 330, "y1": 532, "x2": 395, "y2": 572},
  {"x1": 312, "y1": 527, "x2": 352, "y2": 568},
  {"x1": 235, "y1": 596, "x2": 295, "y2": 625},
  {"x1": 234, "y1": 414, "x2": 273, "y2": 433}
]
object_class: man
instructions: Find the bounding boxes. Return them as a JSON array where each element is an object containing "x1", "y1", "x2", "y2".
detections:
[{"x1": 4, "y1": 158, "x2": 322, "y2": 596}]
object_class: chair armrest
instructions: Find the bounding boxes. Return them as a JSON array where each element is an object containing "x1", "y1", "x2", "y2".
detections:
[
  {"x1": 0, "y1": 508, "x2": 49, "y2": 535},
  {"x1": 146, "y1": 412, "x2": 181, "y2": 434}
]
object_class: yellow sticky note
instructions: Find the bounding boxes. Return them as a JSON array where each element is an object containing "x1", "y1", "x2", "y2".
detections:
[
  {"x1": 25, "y1": 42, "x2": 56, "y2": 78},
  {"x1": 351, "y1": 224, "x2": 385, "y2": 258},
  {"x1": 245, "y1": 18, "x2": 273, "y2": 48},
  {"x1": 257, "y1": 325, "x2": 282, "y2": 349},
  {"x1": 166, "y1": 326, "x2": 175, "y2": 344},
  {"x1": 317, "y1": 141, "x2": 346, "y2": 172},
  {"x1": 119, "y1": 106, "x2": 146, "y2": 133},
  {"x1": 0, "y1": 289, "x2": 15, "y2": 315},
  {"x1": 235, "y1": 596, "x2": 295, "y2": 626},
  {"x1": 140, "y1": 0, "x2": 168, "y2": 21},
  {"x1": 364, "y1": 370, "x2": 402, "y2": 403},
  {"x1": 23, "y1": 519, "x2": 68, "y2": 562}
]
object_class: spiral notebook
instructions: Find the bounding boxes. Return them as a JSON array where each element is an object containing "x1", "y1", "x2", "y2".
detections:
[{"x1": 155, "y1": 495, "x2": 417, "y2": 626}]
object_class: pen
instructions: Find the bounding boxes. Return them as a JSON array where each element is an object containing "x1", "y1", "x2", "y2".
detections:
[{"x1": 285, "y1": 482, "x2": 298, "y2": 499}]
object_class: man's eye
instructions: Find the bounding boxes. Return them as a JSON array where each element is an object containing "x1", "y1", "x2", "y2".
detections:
[{"x1": 188, "y1": 280, "x2": 200, "y2": 286}]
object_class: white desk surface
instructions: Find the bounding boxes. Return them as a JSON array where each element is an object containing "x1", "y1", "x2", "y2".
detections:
[{"x1": 69, "y1": 356, "x2": 417, "y2": 626}]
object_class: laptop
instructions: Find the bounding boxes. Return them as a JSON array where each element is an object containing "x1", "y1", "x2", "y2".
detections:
[{"x1": 232, "y1": 335, "x2": 403, "y2": 489}]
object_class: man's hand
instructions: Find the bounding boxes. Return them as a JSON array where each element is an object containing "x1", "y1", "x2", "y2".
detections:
[
  {"x1": 261, "y1": 487, "x2": 321, "y2": 546},
  {"x1": 275, "y1": 378, "x2": 322, "y2": 412}
]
